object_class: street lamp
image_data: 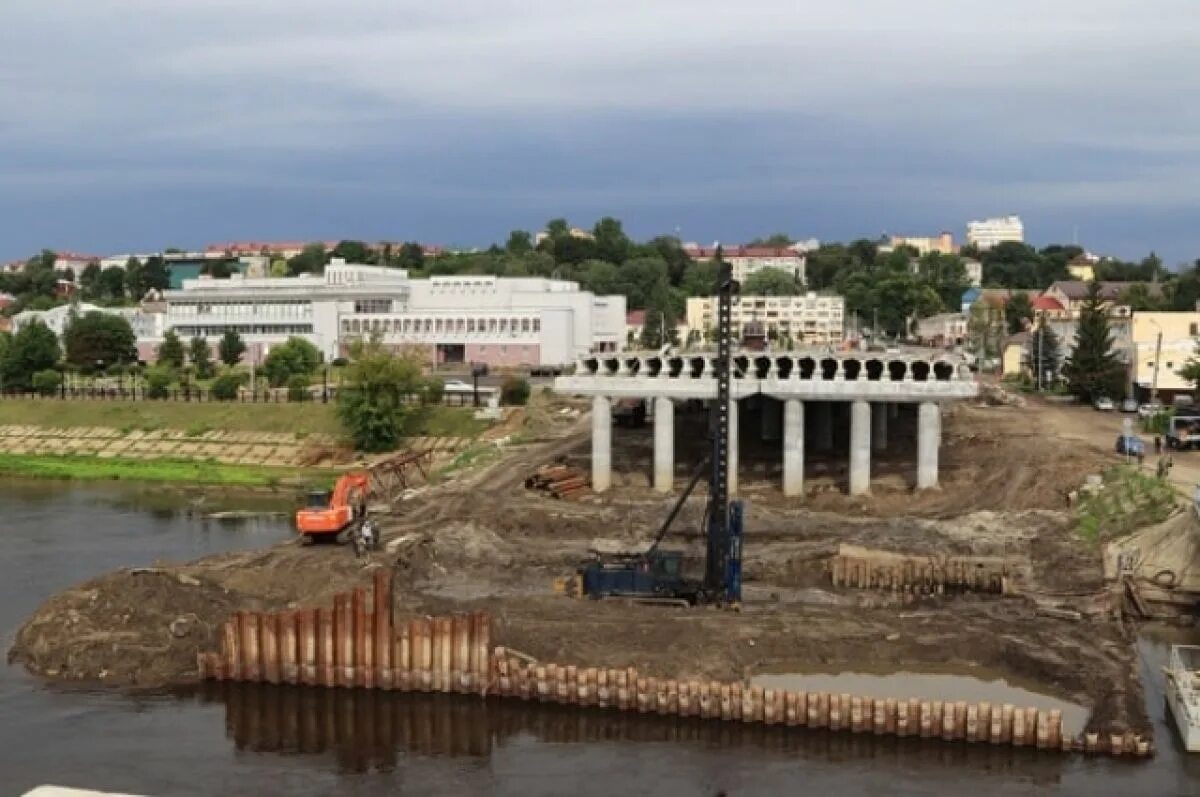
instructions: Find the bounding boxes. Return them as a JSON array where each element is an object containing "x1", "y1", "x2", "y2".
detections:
[{"x1": 1145, "y1": 318, "x2": 1164, "y2": 406}]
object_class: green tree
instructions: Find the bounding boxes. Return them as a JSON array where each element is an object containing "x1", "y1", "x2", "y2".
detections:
[
  {"x1": 505, "y1": 230, "x2": 533, "y2": 255},
  {"x1": 144, "y1": 365, "x2": 172, "y2": 399},
  {"x1": 576, "y1": 260, "x2": 620, "y2": 296},
  {"x1": 680, "y1": 259, "x2": 719, "y2": 297},
  {"x1": 157, "y1": 330, "x2": 185, "y2": 369},
  {"x1": 1026, "y1": 318, "x2": 1061, "y2": 388},
  {"x1": 269, "y1": 259, "x2": 288, "y2": 277},
  {"x1": 1005, "y1": 291, "x2": 1034, "y2": 334},
  {"x1": 189, "y1": 336, "x2": 214, "y2": 379},
  {"x1": 742, "y1": 267, "x2": 802, "y2": 296},
  {"x1": 79, "y1": 263, "x2": 102, "y2": 299},
  {"x1": 396, "y1": 241, "x2": 425, "y2": 270},
  {"x1": 31, "y1": 369, "x2": 62, "y2": 395},
  {"x1": 332, "y1": 240, "x2": 371, "y2": 263},
  {"x1": 140, "y1": 255, "x2": 170, "y2": 292},
  {"x1": 500, "y1": 376, "x2": 531, "y2": 406},
  {"x1": 336, "y1": 338, "x2": 424, "y2": 452},
  {"x1": 262, "y1": 336, "x2": 322, "y2": 387},
  {"x1": 218, "y1": 329, "x2": 246, "y2": 366},
  {"x1": 592, "y1": 216, "x2": 631, "y2": 264},
  {"x1": 210, "y1": 371, "x2": 243, "y2": 401},
  {"x1": 638, "y1": 284, "x2": 683, "y2": 348},
  {"x1": 1, "y1": 319, "x2": 61, "y2": 389},
  {"x1": 125, "y1": 257, "x2": 145, "y2": 300},
  {"x1": 63, "y1": 312, "x2": 136, "y2": 369},
  {"x1": 1063, "y1": 283, "x2": 1126, "y2": 401},
  {"x1": 286, "y1": 373, "x2": 310, "y2": 401},
  {"x1": 614, "y1": 257, "x2": 671, "y2": 309},
  {"x1": 747, "y1": 233, "x2": 793, "y2": 247},
  {"x1": 287, "y1": 243, "x2": 328, "y2": 275},
  {"x1": 98, "y1": 267, "x2": 126, "y2": 300},
  {"x1": 1119, "y1": 283, "x2": 1165, "y2": 311}
]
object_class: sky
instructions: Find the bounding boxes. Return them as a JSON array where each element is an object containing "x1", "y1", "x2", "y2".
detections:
[{"x1": 2, "y1": 0, "x2": 1199, "y2": 263}]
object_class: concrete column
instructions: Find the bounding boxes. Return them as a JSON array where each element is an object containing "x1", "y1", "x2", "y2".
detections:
[
  {"x1": 592, "y1": 395, "x2": 612, "y2": 493},
  {"x1": 888, "y1": 402, "x2": 899, "y2": 420},
  {"x1": 849, "y1": 399, "x2": 871, "y2": 495},
  {"x1": 871, "y1": 402, "x2": 888, "y2": 453},
  {"x1": 728, "y1": 399, "x2": 739, "y2": 496},
  {"x1": 653, "y1": 396, "x2": 674, "y2": 493},
  {"x1": 761, "y1": 398, "x2": 783, "y2": 442},
  {"x1": 918, "y1": 401, "x2": 941, "y2": 489},
  {"x1": 813, "y1": 401, "x2": 834, "y2": 450},
  {"x1": 783, "y1": 399, "x2": 804, "y2": 497}
]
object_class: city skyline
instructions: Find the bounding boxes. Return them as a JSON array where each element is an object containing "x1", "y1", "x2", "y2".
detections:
[{"x1": 3, "y1": 1, "x2": 1199, "y2": 263}]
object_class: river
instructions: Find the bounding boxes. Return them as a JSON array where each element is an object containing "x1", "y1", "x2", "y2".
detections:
[{"x1": 1, "y1": 479, "x2": 1198, "y2": 796}]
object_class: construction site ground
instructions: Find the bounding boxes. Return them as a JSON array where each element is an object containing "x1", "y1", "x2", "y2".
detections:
[{"x1": 10, "y1": 392, "x2": 1163, "y2": 738}]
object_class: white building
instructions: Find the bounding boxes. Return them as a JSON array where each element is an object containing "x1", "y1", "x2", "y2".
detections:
[
  {"x1": 160, "y1": 259, "x2": 625, "y2": 367},
  {"x1": 11, "y1": 302, "x2": 164, "y2": 358},
  {"x1": 685, "y1": 245, "x2": 807, "y2": 286},
  {"x1": 964, "y1": 258, "x2": 983, "y2": 287},
  {"x1": 915, "y1": 313, "x2": 968, "y2": 346},
  {"x1": 966, "y1": 215, "x2": 1024, "y2": 250},
  {"x1": 685, "y1": 292, "x2": 844, "y2": 347}
]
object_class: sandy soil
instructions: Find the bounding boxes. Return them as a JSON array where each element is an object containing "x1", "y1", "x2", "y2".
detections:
[{"x1": 9, "y1": 393, "x2": 1154, "y2": 736}]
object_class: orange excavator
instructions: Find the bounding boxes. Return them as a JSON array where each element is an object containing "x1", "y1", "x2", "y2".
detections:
[{"x1": 296, "y1": 471, "x2": 371, "y2": 544}]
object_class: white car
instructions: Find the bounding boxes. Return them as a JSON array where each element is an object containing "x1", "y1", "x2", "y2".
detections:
[
  {"x1": 1138, "y1": 403, "x2": 1165, "y2": 419},
  {"x1": 1093, "y1": 397, "x2": 1115, "y2": 411},
  {"x1": 442, "y1": 380, "x2": 473, "y2": 391}
]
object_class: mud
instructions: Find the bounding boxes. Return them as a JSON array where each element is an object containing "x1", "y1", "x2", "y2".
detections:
[{"x1": 8, "y1": 396, "x2": 1151, "y2": 736}]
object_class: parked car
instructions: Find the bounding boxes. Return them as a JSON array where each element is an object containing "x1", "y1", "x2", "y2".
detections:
[
  {"x1": 1094, "y1": 397, "x2": 1116, "y2": 411},
  {"x1": 1121, "y1": 398, "x2": 1139, "y2": 413},
  {"x1": 443, "y1": 380, "x2": 473, "y2": 391},
  {"x1": 1115, "y1": 435, "x2": 1145, "y2": 456},
  {"x1": 1138, "y1": 402, "x2": 1166, "y2": 419}
]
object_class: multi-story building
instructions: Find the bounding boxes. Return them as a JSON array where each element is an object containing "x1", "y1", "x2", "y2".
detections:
[
  {"x1": 52, "y1": 252, "x2": 100, "y2": 279},
  {"x1": 160, "y1": 260, "x2": 625, "y2": 367},
  {"x1": 883, "y1": 232, "x2": 957, "y2": 256},
  {"x1": 963, "y1": 259, "x2": 983, "y2": 287},
  {"x1": 684, "y1": 245, "x2": 807, "y2": 286},
  {"x1": 685, "y1": 292, "x2": 843, "y2": 347},
  {"x1": 915, "y1": 313, "x2": 968, "y2": 347},
  {"x1": 10, "y1": 302, "x2": 165, "y2": 361},
  {"x1": 1127, "y1": 311, "x2": 1200, "y2": 400},
  {"x1": 966, "y1": 215, "x2": 1024, "y2": 250}
]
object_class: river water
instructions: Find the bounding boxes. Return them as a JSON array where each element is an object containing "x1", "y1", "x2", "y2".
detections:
[{"x1": 1, "y1": 479, "x2": 1198, "y2": 796}]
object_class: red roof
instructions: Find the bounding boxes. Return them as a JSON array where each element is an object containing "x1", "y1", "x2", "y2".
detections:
[
  {"x1": 626, "y1": 310, "x2": 647, "y2": 326},
  {"x1": 54, "y1": 251, "x2": 100, "y2": 262},
  {"x1": 1031, "y1": 296, "x2": 1064, "y2": 311},
  {"x1": 686, "y1": 245, "x2": 800, "y2": 259}
]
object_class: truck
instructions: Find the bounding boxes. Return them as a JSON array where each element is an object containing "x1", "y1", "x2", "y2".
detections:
[{"x1": 1166, "y1": 414, "x2": 1200, "y2": 451}]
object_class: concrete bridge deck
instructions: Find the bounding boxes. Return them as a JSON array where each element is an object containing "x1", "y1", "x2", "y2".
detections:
[{"x1": 554, "y1": 349, "x2": 979, "y2": 497}]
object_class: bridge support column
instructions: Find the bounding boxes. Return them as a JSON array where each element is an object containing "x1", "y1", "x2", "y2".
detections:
[
  {"x1": 783, "y1": 399, "x2": 804, "y2": 497},
  {"x1": 849, "y1": 399, "x2": 871, "y2": 495},
  {"x1": 872, "y1": 402, "x2": 888, "y2": 452},
  {"x1": 592, "y1": 395, "x2": 611, "y2": 493},
  {"x1": 918, "y1": 401, "x2": 941, "y2": 489},
  {"x1": 888, "y1": 402, "x2": 899, "y2": 420},
  {"x1": 728, "y1": 399, "x2": 739, "y2": 496},
  {"x1": 653, "y1": 396, "x2": 674, "y2": 493}
]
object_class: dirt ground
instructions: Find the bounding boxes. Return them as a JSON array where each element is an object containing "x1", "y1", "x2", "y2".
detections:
[{"x1": 9, "y1": 392, "x2": 1155, "y2": 737}]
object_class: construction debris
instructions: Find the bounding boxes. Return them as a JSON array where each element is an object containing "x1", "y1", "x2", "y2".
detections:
[
  {"x1": 829, "y1": 544, "x2": 1013, "y2": 595},
  {"x1": 524, "y1": 463, "x2": 591, "y2": 501}
]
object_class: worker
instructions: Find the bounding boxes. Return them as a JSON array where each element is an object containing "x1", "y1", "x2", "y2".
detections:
[
  {"x1": 359, "y1": 517, "x2": 377, "y2": 552},
  {"x1": 1154, "y1": 436, "x2": 1162, "y2": 455}
]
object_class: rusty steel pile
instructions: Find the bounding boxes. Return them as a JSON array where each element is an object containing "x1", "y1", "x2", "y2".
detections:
[
  {"x1": 198, "y1": 572, "x2": 1150, "y2": 758},
  {"x1": 829, "y1": 546, "x2": 1011, "y2": 595},
  {"x1": 523, "y1": 463, "x2": 591, "y2": 500}
]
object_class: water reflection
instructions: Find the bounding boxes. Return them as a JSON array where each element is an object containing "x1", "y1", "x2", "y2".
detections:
[{"x1": 198, "y1": 681, "x2": 1072, "y2": 778}]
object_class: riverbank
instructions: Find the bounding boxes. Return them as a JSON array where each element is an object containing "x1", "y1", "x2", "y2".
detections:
[{"x1": 0, "y1": 453, "x2": 311, "y2": 487}]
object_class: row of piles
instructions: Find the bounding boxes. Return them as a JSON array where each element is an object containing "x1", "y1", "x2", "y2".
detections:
[
  {"x1": 523, "y1": 463, "x2": 591, "y2": 500},
  {"x1": 198, "y1": 570, "x2": 490, "y2": 693},
  {"x1": 197, "y1": 572, "x2": 1150, "y2": 757},
  {"x1": 829, "y1": 554, "x2": 1009, "y2": 595}
]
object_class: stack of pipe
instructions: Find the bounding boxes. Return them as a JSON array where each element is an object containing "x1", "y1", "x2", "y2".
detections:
[
  {"x1": 830, "y1": 550, "x2": 1009, "y2": 595},
  {"x1": 524, "y1": 463, "x2": 590, "y2": 500}
]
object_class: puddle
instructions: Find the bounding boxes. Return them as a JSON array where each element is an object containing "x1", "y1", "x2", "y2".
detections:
[{"x1": 751, "y1": 671, "x2": 1088, "y2": 735}]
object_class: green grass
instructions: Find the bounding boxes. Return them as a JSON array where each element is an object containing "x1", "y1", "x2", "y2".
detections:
[
  {"x1": 0, "y1": 398, "x2": 343, "y2": 436},
  {"x1": 399, "y1": 405, "x2": 491, "y2": 438},
  {"x1": 1075, "y1": 465, "x2": 1177, "y2": 542},
  {"x1": 0, "y1": 452, "x2": 307, "y2": 487}
]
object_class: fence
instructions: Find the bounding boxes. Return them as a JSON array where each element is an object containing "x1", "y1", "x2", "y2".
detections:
[{"x1": 0, "y1": 386, "x2": 488, "y2": 406}]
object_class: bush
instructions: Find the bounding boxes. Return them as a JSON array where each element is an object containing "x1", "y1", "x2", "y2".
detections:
[
  {"x1": 31, "y1": 369, "x2": 62, "y2": 395},
  {"x1": 263, "y1": 337, "x2": 322, "y2": 387},
  {"x1": 145, "y1": 366, "x2": 172, "y2": 399},
  {"x1": 423, "y1": 377, "x2": 445, "y2": 405},
  {"x1": 287, "y1": 374, "x2": 310, "y2": 402},
  {"x1": 210, "y1": 372, "x2": 242, "y2": 401},
  {"x1": 500, "y1": 376, "x2": 530, "y2": 406},
  {"x1": 331, "y1": 357, "x2": 349, "y2": 368}
]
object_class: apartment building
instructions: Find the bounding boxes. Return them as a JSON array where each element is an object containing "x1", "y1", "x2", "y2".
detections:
[
  {"x1": 685, "y1": 292, "x2": 843, "y2": 347},
  {"x1": 966, "y1": 215, "x2": 1024, "y2": 250},
  {"x1": 883, "y1": 232, "x2": 956, "y2": 256},
  {"x1": 684, "y1": 245, "x2": 807, "y2": 286},
  {"x1": 160, "y1": 260, "x2": 625, "y2": 367}
]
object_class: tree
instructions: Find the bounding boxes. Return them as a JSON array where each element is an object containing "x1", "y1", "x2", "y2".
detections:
[
  {"x1": 1005, "y1": 291, "x2": 1034, "y2": 334},
  {"x1": 287, "y1": 243, "x2": 328, "y2": 275},
  {"x1": 742, "y1": 267, "x2": 802, "y2": 296},
  {"x1": 210, "y1": 371, "x2": 242, "y2": 401},
  {"x1": 157, "y1": 330, "x2": 185, "y2": 369},
  {"x1": 592, "y1": 216, "x2": 631, "y2": 264},
  {"x1": 332, "y1": 240, "x2": 371, "y2": 263},
  {"x1": 262, "y1": 336, "x2": 322, "y2": 387},
  {"x1": 747, "y1": 233, "x2": 793, "y2": 247},
  {"x1": 142, "y1": 255, "x2": 171, "y2": 292},
  {"x1": 189, "y1": 336, "x2": 214, "y2": 379},
  {"x1": 1063, "y1": 283, "x2": 1126, "y2": 401},
  {"x1": 1, "y1": 319, "x2": 61, "y2": 389},
  {"x1": 31, "y1": 369, "x2": 62, "y2": 396},
  {"x1": 1026, "y1": 317, "x2": 1061, "y2": 388},
  {"x1": 336, "y1": 338, "x2": 424, "y2": 452},
  {"x1": 269, "y1": 259, "x2": 288, "y2": 278},
  {"x1": 218, "y1": 329, "x2": 246, "y2": 366},
  {"x1": 1119, "y1": 283, "x2": 1165, "y2": 311},
  {"x1": 201, "y1": 259, "x2": 234, "y2": 279},
  {"x1": 505, "y1": 230, "x2": 533, "y2": 255},
  {"x1": 981, "y1": 242, "x2": 1042, "y2": 289},
  {"x1": 63, "y1": 312, "x2": 136, "y2": 369},
  {"x1": 396, "y1": 242, "x2": 424, "y2": 271},
  {"x1": 500, "y1": 376, "x2": 531, "y2": 405},
  {"x1": 144, "y1": 365, "x2": 172, "y2": 399},
  {"x1": 79, "y1": 263, "x2": 102, "y2": 299},
  {"x1": 286, "y1": 373, "x2": 310, "y2": 401},
  {"x1": 680, "y1": 258, "x2": 719, "y2": 297},
  {"x1": 638, "y1": 283, "x2": 683, "y2": 348},
  {"x1": 125, "y1": 257, "x2": 145, "y2": 300},
  {"x1": 98, "y1": 267, "x2": 126, "y2": 300}
]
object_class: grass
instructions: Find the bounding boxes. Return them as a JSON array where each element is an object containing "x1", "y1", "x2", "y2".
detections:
[
  {"x1": 0, "y1": 452, "x2": 308, "y2": 487},
  {"x1": 0, "y1": 398, "x2": 343, "y2": 436},
  {"x1": 1075, "y1": 465, "x2": 1177, "y2": 542},
  {"x1": 399, "y1": 405, "x2": 491, "y2": 438}
]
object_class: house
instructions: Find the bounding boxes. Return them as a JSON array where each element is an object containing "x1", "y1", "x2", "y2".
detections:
[
  {"x1": 0, "y1": 291, "x2": 16, "y2": 312},
  {"x1": 1002, "y1": 332, "x2": 1030, "y2": 376},
  {"x1": 1128, "y1": 311, "x2": 1200, "y2": 401},
  {"x1": 1042, "y1": 281, "x2": 1157, "y2": 315},
  {"x1": 1066, "y1": 256, "x2": 1096, "y2": 282},
  {"x1": 915, "y1": 313, "x2": 968, "y2": 347},
  {"x1": 881, "y1": 232, "x2": 957, "y2": 256},
  {"x1": 626, "y1": 309, "x2": 646, "y2": 345},
  {"x1": 684, "y1": 245, "x2": 806, "y2": 285}
]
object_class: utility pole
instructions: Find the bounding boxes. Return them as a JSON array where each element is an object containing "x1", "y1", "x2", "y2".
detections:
[
  {"x1": 1037, "y1": 315, "x2": 1044, "y2": 391},
  {"x1": 1151, "y1": 330, "x2": 1163, "y2": 405}
]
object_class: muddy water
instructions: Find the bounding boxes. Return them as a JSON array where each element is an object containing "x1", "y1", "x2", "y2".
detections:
[
  {"x1": 2, "y1": 479, "x2": 1200, "y2": 796},
  {"x1": 752, "y1": 671, "x2": 1089, "y2": 735}
]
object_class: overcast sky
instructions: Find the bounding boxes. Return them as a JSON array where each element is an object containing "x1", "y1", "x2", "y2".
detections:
[{"x1": 2, "y1": 1, "x2": 1198, "y2": 262}]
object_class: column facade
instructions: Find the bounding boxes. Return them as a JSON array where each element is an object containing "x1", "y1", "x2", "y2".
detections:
[
  {"x1": 653, "y1": 396, "x2": 674, "y2": 493},
  {"x1": 592, "y1": 395, "x2": 612, "y2": 493},
  {"x1": 918, "y1": 401, "x2": 941, "y2": 489},
  {"x1": 871, "y1": 402, "x2": 888, "y2": 453},
  {"x1": 783, "y1": 399, "x2": 804, "y2": 497},
  {"x1": 849, "y1": 399, "x2": 872, "y2": 495}
]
